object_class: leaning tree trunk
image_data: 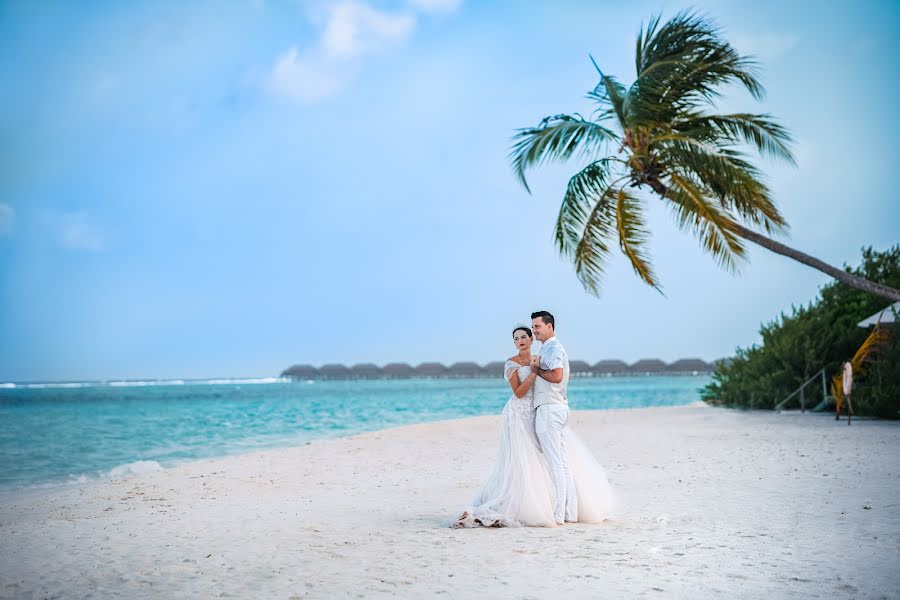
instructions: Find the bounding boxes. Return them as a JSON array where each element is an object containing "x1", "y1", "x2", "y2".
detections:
[
  {"x1": 645, "y1": 178, "x2": 900, "y2": 302},
  {"x1": 728, "y1": 222, "x2": 900, "y2": 302}
]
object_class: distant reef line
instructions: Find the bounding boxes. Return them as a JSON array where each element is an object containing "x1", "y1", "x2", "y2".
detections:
[{"x1": 281, "y1": 358, "x2": 724, "y2": 380}]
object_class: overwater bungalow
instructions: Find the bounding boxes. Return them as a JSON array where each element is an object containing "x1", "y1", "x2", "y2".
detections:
[
  {"x1": 666, "y1": 358, "x2": 713, "y2": 374},
  {"x1": 629, "y1": 359, "x2": 668, "y2": 375},
  {"x1": 350, "y1": 363, "x2": 382, "y2": 379},
  {"x1": 592, "y1": 360, "x2": 629, "y2": 375},
  {"x1": 448, "y1": 362, "x2": 483, "y2": 378},
  {"x1": 382, "y1": 363, "x2": 415, "y2": 379},
  {"x1": 568, "y1": 360, "x2": 593, "y2": 377},
  {"x1": 482, "y1": 361, "x2": 506, "y2": 378},
  {"x1": 415, "y1": 362, "x2": 448, "y2": 378},
  {"x1": 281, "y1": 364, "x2": 319, "y2": 380},
  {"x1": 319, "y1": 363, "x2": 351, "y2": 380}
]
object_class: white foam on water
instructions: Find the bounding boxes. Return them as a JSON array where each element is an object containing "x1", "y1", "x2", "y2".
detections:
[
  {"x1": 3, "y1": 377, "x2": 289, "y2": 389},
  {"x1": 198, "y1": 377, "x2": 290, "y2": 385},
  {"x1": 13, "y1": 382, "x2": 93, "y2": 389},
  {"x1": 106, "y1": 460, "x2": 163, "y2": 478}
]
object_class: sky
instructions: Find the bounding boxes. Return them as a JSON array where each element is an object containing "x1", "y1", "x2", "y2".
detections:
[{"x1": 1, "y1": 0, "x2": 898, "y2": 381}]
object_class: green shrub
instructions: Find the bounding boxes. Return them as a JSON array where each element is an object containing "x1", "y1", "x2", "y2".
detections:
[{"x1": 703, "y1": 246, "x2": 900, "y2": 417}]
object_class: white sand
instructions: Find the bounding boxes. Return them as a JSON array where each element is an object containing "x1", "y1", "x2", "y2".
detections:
[{"x1": 1, "y1": 403, "x2": 899, "y2": 599}]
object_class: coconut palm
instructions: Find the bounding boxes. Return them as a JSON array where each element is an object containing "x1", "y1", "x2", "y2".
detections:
[{"x1": 510, "y1": 10, "x2": 900, "y2": 302}]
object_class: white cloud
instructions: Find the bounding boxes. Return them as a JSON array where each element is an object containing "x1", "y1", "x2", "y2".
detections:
[
  {"x1": 408, "y1": 0, "x2": 460, "y2": 12},
  {"x1": 732, "y1": 32, "x2": 799, "y2": 61},
  {"x1": 267, "y1": 1, "x2": 425, "y2": 103},
  {"x1": 269, "y1": 47, "x2": 345, "y2": 102},
  {"x1": 0, "y1": 203, "x2": 13, "y2": 236},
  {"x1": 321, "y1": 2, "x2": 415, "y2": 59},
  {"x1": 52, "y1": 211, "x2": 108, "y2": 251}
]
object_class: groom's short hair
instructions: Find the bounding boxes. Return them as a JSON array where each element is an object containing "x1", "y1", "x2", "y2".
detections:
[{"x1": 531, "y1": 311, "x2": 555, "y2": 329}]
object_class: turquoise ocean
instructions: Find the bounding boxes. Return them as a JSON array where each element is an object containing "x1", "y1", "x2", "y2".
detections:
[{"x1": 0, "y1": 375, "x2": 710, "y2": 494}]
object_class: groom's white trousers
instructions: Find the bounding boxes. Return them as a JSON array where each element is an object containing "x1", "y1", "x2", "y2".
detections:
[{"x1": 535, "y1": 404, "x2": 577, "y2": 523}]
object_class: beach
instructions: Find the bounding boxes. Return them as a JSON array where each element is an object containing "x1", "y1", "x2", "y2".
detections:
[{"x1": 1, "y1": 403, "x2": 898, "y2": 599}]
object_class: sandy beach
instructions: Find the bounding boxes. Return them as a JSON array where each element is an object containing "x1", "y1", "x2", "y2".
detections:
[{"x1": 1, "y1": 403, "x2": 898, "y2": 599}]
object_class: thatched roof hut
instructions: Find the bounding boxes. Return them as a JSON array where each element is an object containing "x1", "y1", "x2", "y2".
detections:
[
  {"x1": 319, "y1": 363, "x2": 351, "y2": 380},
  {"x1": 629, "y1": 359, "x2": 668, "y2": 374},
  {"x1": 592, "y1": 360, "x2": 629, "y2": 375},
  {"x1": 415, "y1": 362, "x2": 448, "y2": 378},
  {"x1": 281, "y1": 364, "x2": 319, "y2": 379},
  {"x1": 569, "y1": 360, "x2": 593, "y2": 377},
  {"x1": 482, "y1": 361, "x2": 506, "y2": 378},
  {"x1": 382, "y1": 363, "x2": 415, "y2": 379},
  {"x1": 667, "y1": 358, "x2": 713, "y2": 373},
  {"x1": 350, "y1": 363, "x2": 382, "y2": 379},
  {"x1": 448, "y1": 362, "x2": 483, "y2": 378}
]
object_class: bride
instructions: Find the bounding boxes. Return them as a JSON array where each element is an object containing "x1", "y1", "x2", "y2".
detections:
[{"x1": 453, "y1": 326, "x2": 615, "y2": 528}]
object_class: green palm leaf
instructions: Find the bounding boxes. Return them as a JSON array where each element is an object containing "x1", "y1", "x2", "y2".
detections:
[
  {"x1": 665, "y1": 172, "x2": 745, "y2": 272},
  {"x1": 614, "y1": 189, "x2": 661, "y2": 290},
  {"x1": 573, "y1": 186, "x2": 619, "y2": 296},
  {"x1": 510, "y1": 114, "x2": 618, "y2": 193},
  {"x1": 656, "y1": 138, "x2": 787, "y2": 233},
  {"x1": 555, "y1": 159, "x2": 617, "y2": 256},
  {"x1": 676, "y1": 113, "x2": 795, "y2": 164}
]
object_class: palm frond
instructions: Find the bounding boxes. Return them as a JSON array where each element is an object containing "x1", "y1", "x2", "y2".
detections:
[
  {"x1": 676, "y1": 113, "x2": 795, "y2": 164},
  {"x1": 572, "y1": 186, "x2": 621, "y2": 296},
  {"x1": 656, "y1": 137, "x2": 787, "y2": 234},
  {"x1": 555, "y1": 159, "x2": 618, "y2": 256},
  {"x1": 588, "y1": 56, "x2": 627, "y2": 128},
  {"x1": 614, "y1": 189, "x2": 661, "y2": 291},
  {"x1": 627, "y1": 11, "x2": 764, "y2": 125},
  {"x1": 665, "y1": 172, "x2": 746, "y2": 272},
  {"x1": 509, "y1": 114, "x2": 619, "y2": 193}
]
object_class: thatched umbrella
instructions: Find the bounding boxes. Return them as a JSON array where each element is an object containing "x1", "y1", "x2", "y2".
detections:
[
  {"x1": 568, "y1": 360, "x2": 593, "y2": 377},
  {"x1": 482, "y1": 361, "x2": 506, "y2": 378},
  {"x1": 415, "y1": 362, "x2": 448, "y2": 378},
  {"x1": 667, "y1": 358, "x2": 713, "y2": 373},
  {"x1": 319, "y1": 363, "x2": 351, "y2": 380},
  {"x1": 448, "y1": 362, "x2": 483, "y2": 378},
  {"x1": 382, "y1": 363, "x2": 415, "y2": 379},
  {"x1": 350, "y1": 363, "x2": 382, "y2": 379},
  {"x1": 592, "y1": 360, "x2": 629, "y2": 375},
  {"x1": 281, "y1": 364, "x2": 319, "y2": 379},
  {"x1": 629, "y1": 359, "x2": 668, "y2": 374}
]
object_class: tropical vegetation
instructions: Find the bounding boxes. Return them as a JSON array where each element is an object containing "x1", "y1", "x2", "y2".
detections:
[{"x1": 703, "y1": 246, "x2": 900, "y2": 418}]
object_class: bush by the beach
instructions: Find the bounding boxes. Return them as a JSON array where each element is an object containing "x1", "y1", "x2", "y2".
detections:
[{"x1": 703, "y1": 246, "x2": 900, "y2": 418}]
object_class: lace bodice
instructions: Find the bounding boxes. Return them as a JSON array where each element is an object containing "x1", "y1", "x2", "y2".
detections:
[{"x1": 503, "y1": 360, "x2": 536, "y2": 419}]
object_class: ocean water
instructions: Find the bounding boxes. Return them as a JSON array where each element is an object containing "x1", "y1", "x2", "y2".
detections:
[{"x1": 0, "y1": 375, "x2": 710, "y2": 494}]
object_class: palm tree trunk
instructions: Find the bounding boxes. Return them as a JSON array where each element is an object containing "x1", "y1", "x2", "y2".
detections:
[
  {"x1": 646, "y1": 178, "x2": 900, "y2": 302},
  {"x1": 729, "y1": 222, "x2": 900, "y2": 302}
]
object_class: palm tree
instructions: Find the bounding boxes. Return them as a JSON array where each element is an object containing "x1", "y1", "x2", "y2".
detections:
[{"x1": 510, "y1": 11, "x2": 900, "y2": 302}]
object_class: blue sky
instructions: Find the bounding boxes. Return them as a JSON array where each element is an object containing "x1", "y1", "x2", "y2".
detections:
[{"x1": 1, "y1": 0, "x2": 898, "y2": 381}]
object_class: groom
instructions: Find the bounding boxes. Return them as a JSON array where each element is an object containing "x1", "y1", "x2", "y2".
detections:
[{"x1": 530, "y1": 310, "x2": 576, "y2": 525}]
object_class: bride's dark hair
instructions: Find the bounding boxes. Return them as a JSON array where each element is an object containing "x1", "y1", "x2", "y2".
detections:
[{"x1": 512, "y1": 326, "x2": 533, "y2": 338}]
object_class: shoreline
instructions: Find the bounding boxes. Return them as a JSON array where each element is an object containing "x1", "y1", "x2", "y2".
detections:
[{"x1": 2, "y1": 403, "x2": 898, "y2": 598}]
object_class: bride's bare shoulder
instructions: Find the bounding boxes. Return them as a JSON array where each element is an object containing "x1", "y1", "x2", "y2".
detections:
[{"x1": 507, "y1": 356, "x2": 524, "y2": 365}]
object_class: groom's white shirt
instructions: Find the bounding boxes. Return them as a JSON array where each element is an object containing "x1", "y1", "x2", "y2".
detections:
[{"x1": 533, "y1": 336, "x2": 569, "y2": 407}]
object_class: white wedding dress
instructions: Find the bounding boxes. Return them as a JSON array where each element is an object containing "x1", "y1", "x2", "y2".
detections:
[{"x1": 453, "y1": 361, "x2": 616, "y2": 528}]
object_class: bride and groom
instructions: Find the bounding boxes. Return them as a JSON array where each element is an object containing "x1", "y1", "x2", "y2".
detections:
[{"x1": 453, "y1": 311, "x2": 614, "y2": 528}]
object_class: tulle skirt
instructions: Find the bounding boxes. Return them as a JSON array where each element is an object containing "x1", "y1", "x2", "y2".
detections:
[{"x1": 452, "y1": 398, "x2": 615, "y2": 528}]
